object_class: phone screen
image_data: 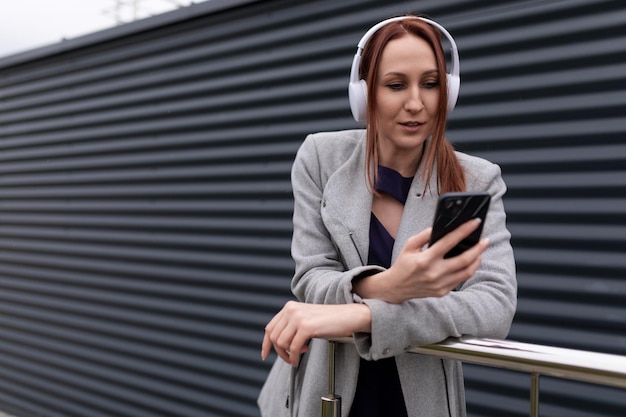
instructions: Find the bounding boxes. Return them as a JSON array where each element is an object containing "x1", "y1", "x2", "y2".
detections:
[{"x1": 429, "y1": 192, "x2": 491, "y2": 258}]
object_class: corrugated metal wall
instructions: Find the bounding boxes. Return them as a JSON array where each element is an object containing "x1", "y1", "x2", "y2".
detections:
[
  {"x1": 0, "y1": 0, "x2": 624, "y2": 416},
  {"x1": 433, "y1": 1, "x2": 626, "y2": 416}
]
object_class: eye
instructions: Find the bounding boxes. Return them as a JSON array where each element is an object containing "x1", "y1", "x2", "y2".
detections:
[
  {"x1": 422, "y1": 81, "x2": 440, "y2": 89},
  {"x1": 386, "y1": 82, "x2": 406, "y2": 91}
]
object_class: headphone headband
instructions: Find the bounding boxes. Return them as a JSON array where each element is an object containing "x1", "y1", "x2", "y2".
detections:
[{"x1": 348, "y1": 16, "x2": 460, "y2": 122}]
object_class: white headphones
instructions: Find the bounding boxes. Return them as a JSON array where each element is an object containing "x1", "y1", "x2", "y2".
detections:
[{"x1": 348, "y1": 16, "x2": 460, "y2": 122}]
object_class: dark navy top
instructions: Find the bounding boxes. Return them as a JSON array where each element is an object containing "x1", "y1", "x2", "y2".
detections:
[{"x1": 349, "y1": 165, "x2": 412, "y2": 417}]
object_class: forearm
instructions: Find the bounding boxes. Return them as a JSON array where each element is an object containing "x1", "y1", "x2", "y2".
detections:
[
  {"x1": 352, "y1": 269, "x2": 400, "y2": 304},
  {"x1": 346, "y1": 302, "x2": 372, "y2": 334}
]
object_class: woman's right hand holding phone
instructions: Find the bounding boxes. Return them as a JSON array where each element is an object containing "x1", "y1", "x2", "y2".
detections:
[{"x1": 352, "y1": 219, "x2": 489, "y2": 304}]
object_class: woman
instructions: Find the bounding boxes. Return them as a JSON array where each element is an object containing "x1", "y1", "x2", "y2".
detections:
[{"x1": 258, "y1": 15, "x2": 516, "y2": 417}]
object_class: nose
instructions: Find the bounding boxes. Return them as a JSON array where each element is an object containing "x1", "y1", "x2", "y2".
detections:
[{"x1": 404, "y1": 86, "x2": 424, "y2": 113}]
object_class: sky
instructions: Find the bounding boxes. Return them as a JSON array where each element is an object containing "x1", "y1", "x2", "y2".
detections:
[{"x1": 0, "y1": 0, "x2": 205, "y2": 59}]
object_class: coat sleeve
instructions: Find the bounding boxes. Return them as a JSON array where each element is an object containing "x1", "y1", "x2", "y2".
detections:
[
  {"x1": 289, "y1": 134, "x2": 384, "y2": 305},
  {"x1": 355, "y1": 161, "x2": 517, "y2": 360}
]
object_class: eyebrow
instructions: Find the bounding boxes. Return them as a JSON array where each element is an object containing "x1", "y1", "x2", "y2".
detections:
[{"x1": 382, "y1": 69, "x2": 439, "y2": 77}]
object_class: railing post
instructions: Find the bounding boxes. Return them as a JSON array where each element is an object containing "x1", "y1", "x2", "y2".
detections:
[
  {"x1": 530, "y1": 372, "x2": 540, "y2": 417},
  {"x1": 321, "y1": 340, "x2": 341, "y2": 417}
]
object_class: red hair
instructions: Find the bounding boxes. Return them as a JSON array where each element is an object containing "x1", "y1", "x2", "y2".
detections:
[{"x1": 359, "y1": 16, "x2": 465, "y2": 194}]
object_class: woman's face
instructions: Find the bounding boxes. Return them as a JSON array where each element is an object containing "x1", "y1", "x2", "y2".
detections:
[{"x1": 375, "y1": 34, "x2": 440, "y2": 168}]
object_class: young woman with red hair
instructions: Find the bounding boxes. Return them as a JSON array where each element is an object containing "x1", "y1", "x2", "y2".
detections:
[{"x1": 259, "y1": 15, "x2": 516, "y2": 417}]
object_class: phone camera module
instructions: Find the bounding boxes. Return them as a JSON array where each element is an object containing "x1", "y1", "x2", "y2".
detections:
[{"x1": 443, "y1": 198, "x2": 463, "y2": 217}]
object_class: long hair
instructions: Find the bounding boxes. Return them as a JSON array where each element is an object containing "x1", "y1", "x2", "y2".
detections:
[{"x1": 359, "y1": 16, "x2": 465, "y2": 194}]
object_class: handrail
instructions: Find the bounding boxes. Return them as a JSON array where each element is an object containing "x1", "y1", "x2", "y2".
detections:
[{"x1": 323, "y1": 337, "x2": 626, "y2": 417}]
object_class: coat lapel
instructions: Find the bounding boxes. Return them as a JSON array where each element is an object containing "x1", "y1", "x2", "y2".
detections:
[
  {"x1": 392, "y1": 174, "x2": 439, "y2": 263},
  {"x1": 321, "y1": 142, "x2": 372, "y2": 268}
]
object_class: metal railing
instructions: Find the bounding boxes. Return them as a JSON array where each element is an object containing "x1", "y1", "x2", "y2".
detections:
[{"x1": 321, "y1": 336, "x2": 626, "y2": 417}]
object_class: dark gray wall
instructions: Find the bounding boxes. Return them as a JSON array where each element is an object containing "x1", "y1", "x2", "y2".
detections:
[{"x1": 0, "y1": 0, "x2": 624, "y2": 416}]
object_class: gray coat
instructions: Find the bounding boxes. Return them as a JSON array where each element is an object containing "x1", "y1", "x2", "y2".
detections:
[{"x1": 258, "y1": 130, "x2": 517, "y2": 417}]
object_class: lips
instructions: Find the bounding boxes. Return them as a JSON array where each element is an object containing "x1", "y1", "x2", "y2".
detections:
[{"x1": 398, "y1": 121, "x2": 426, "y2": 134}]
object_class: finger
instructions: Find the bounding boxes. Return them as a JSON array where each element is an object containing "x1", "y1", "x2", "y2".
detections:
[
  {"x1": 455, "y1": 254, "x2": 483, "y2": 287},
  {"x1": 261, "y1": 317, "x2": 286, "y2": 361},
  {"x1": 431, "y1": 258, "x2": 479, "y2": 296},
  {"x1": 446, "y1": 218, "x2": 482, "y2": 244},
  {"x1": 264, "y1": 308, "x2": 292, "y2": 363},
  {"x1": 288, "y1": 330, "x2": 314, "y2": 366},
  {"x1": 444, "y1": 237, "x2": 488, "y2": 269},
  {"x1": 445, "y1": 239, "x2": 488, "y2": 282},
  {"x1": 272, "y1": 338, "x2": 291, "y2": 365},
  {"x1": 261, "y1": 312, "x2": 283, "y2": 360},
  {"x1": 456, "y1": 237, "x2": 489, "y2": 264},
  {"x1": 275, "y1": 322, "x2": 298, "y2": 365},
  {"x1": 261, "y1": 331, "x2": 272, "y2": 360},
  {"x1": 405, "y1": 227, "x2": 432, "y2": 251},
  {"x1": 431, "y1": 218, "x2": 482, "y2": 256},
  {"x1": 276, "y1": 345, "x2": 291, "y2": 364},
  {"x1": 292, "y1": 344, "x2": 310, "y2": 366}
]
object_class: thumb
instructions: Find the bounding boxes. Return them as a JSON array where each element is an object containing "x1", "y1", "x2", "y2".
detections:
[{"x1": 404, "y1": 227, "x2": 432, "y2": 252}]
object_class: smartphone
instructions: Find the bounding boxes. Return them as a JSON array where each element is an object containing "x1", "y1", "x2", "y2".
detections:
[{"x1": 429, "y1": 192, "x2": 491, "y2": 258}]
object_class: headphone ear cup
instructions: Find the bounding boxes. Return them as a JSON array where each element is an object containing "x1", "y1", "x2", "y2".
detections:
[
  {"x1": 446, "y1": 73, "x2": 460, "y2": 114},
  {"x1": 349, "y1": 79, "x2": 368, "y2": 122}
]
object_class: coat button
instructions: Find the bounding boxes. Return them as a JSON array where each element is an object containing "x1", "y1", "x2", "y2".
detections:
[{"x1": 383, "y1": 348, "x2": 390, "y2": 356}]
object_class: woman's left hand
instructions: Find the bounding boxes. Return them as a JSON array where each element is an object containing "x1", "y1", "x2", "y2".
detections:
[{"x1": 261, "y1": 301, "x2": 371, "y2": 366}]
